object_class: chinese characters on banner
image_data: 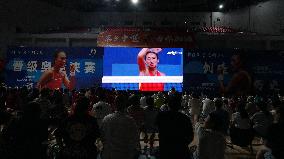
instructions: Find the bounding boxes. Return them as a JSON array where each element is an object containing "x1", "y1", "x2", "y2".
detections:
[
  {"x1": 97, "y1": 27, "x2": 196, "y2": 48},
  {"x1": 6, "y1": 47, "x2": 103, "y2": 89},
  {"x1": 183, "y1": 49, "x2": 284, "y2": 95},
  {"x1": 12, "y1": 60, "x2": 96, "y2": 74}
]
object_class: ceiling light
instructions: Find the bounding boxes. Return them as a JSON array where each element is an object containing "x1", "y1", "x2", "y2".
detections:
[{"x1": 131, "y1": 0, "x2": 139, "y2": 5}]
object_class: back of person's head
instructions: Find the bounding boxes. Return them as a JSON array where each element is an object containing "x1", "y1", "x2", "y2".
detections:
[
  {"x1": 146, "y1": 96, "x2": 154, "y2": 107},
  {"x1": 168, "y1": 93, "x2": 181, "y2": 111},
  {"x1": 237, "y1": 101, "x2": 249, "y2": 119},
  {"x1": 247, "y1": 96, "x2": 254, "y2": 103},
  {"x1": 95, "y1": 86, "x2": 103, "y2": 95},
  {"x1": 208, "y1": 94, "x2": 214, "y2": 100},
  {"x1": 214, "y1": 98, "x2": 223, "y2": 109},
  {"x1": 205, "y1": 112, "x2": 223, "y2": 132},
  {"x1": 192, "y1": 92, "x2": 199, "y2": 99},
  {"x1": 256, "y1": 101, "x2": 267, "y2": 111},
  {"x1": 74, "y1": 96, "x2": 90, "y2": 115},
  {"x1": 128, "y1": 94, "x2": 140, "y2": 107},
  {"x1": 63, "y1": 89, "x2": 69, "y2": 93},
  {"x1": 97, "y1": 89, "x2": 106, "y2": 101},
  {"x1": 27, "y1": 88, "x2": 39, "y2": 102},
  {"x1": 223, "y1": 98, "x2": 228, "y2": 105},
  {"x1": 23, "y1": 101, "x2": 41, "y2": 118},
  {"x1": 52, "y1": 89, "x2": 63, "y2": 103},
  {"x1": 271, "y1": 96, "x2": 281, "y2": 109},
  {"x1": 115, "y1": 94, "x2": 127, "y2": 111},
  {"x1": 256, "y1": 100, "x2": 271, "y2": 117},
  {"x1": 40, "y1": 88, "x2": 50, "y2": 98},
  {"x1": 254, "y1": 95, "x2": 263, "y2": 104}
]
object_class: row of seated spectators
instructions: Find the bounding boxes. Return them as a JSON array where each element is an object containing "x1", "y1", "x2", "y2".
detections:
[{"x1": 0, "y1": 86, "x2": 283, "y2": 159}]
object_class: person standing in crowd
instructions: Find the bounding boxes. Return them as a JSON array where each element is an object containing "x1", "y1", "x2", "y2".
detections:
[
  {"x1": 201, "y1": 95, "x2": 215, "y2": 119},
  {"x1": 194, "y1": 112, "x2": 226, "y2": 159},
  {"x1": 251, "y1": 100, "x2": 273, "y2": 137},
  {"x1": 188, "y1": 93, "x2": 202, "y2": 125},
  {"x1": 143, "y1": 96, "x2": 159, "y2": 148},
  {"x1": 37, "y1": 50, "x2": 76, "y2": 90},
  {"x1": 55, "y1": 96, "x2": 100, "y2": 159},
  {"x1": 156, "y1": 93, "x2": 194, "y2": 159},
  {"x1": 127, "y1": 94, "x2": 145, "y2": 132},
  {"x1": 2, "y1": 102, "x2": 48, "y2": 159},
  {"x1": 230, "y1": 102, "x2": 254, "y2": 147},
  {"x1": 256, "y1": 102, "x2": 284, "y2": 159},
  {"x1": 137, "y1": 48, "x2": 165, "y2": 91},
  {"x1": 101, "y1": 94, "x2": 140, "y2": 159},
  {"x1": 33, "y1": 88, "x2": 52, "y2": 121},
  {"x1": 91, "y1": 90, "x2": 112, "y2": 128},
  {"x1": 211, "y1": 98, "x2": 230, "y2": 135}
]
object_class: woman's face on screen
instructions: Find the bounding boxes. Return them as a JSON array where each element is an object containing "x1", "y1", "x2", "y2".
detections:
[
  {"x1": 145, "y1": 52, "x2": 159, "y2": 68},
  {"x1": 55, "y1": 52, "x2": 67, "y2": 68}
]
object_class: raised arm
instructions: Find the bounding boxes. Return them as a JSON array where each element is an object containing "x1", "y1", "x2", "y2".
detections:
[
  {"x1": 63, "y1": 64, "x2": 75, "y2": 90},
  {"x1": 137, "y1": 48, "x2": 149, "y2": 72},
  {"x1": 63, "y1": 74, "x2": 75, "y2": 90}
]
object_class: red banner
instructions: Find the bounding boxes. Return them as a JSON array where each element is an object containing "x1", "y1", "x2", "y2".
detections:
[{"x1": 97, "y1": 27, "x2": 196, "y2": 48}]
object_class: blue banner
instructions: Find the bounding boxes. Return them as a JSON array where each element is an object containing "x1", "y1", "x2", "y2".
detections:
[
  {"x1": 6, "y1": 47, "x2": 103, "y2": 89},
  {"x1": 183, "y1": 49, "x2": 284, "y2": 96}
]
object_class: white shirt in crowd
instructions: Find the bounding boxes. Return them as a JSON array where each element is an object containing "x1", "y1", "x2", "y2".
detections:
[
  {"x1": 101, "y1": 111, "x2": 140, "y2": 159},
  {"x1": 202, "y1": 98, "x2": 215, "y2": 117},
  {"x1": 140, "y1": 96, "x2": 147, "y2": 108},
  {"x1": 194, "y1": 122, "x2": 225, "y2": 159},
  {"x1": 189, "y1": 98, "x2": 202, "y2": 116},
  {"x1": 91, "y1": 101, "x2": 112, "y2": 127},
  {"x1": 250, "y1": 111, "x2": 273, "y2": 137}
]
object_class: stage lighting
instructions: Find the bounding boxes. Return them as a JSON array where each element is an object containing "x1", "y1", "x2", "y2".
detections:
[{"x1": 131, "y1": 0, "x2": 139, "y2": 5}]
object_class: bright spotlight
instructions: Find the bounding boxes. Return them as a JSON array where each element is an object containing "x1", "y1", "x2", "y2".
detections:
[
  {"x1": 219, "y1": 4, "x2": 224, "y2": 9},
  {"x1": 131, "y1": 0, "x2": 139, "y2": 5}
]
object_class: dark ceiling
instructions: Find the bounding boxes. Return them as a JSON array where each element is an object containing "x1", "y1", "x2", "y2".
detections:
[{"x1": 39, "y1": 0, "x2": 270, "y2": 12}]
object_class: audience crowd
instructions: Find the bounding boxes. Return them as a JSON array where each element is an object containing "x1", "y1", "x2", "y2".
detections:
[{"x1": 0, "y1": 85, "x2": 283, "y2": 159}]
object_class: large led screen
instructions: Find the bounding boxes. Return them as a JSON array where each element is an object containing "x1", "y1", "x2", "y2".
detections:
[{"x1": 102, "y1": 47, "x2": 183, "y2": 92}]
